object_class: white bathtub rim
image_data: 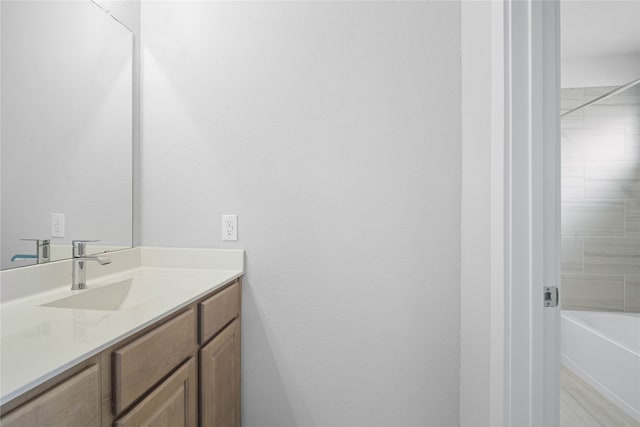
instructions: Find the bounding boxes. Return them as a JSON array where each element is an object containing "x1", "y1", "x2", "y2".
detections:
[
  {"x1": 562, "y1": 355, "x2": 640, "y2": 423},
  {"x1": 562, "y1": 312, "x2": 640, "y2": 357}
]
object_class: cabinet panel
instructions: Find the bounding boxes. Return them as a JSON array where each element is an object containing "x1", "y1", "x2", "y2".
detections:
[
  {"x1": 114, "y1": 358, "x2": 197, "y2": 427},
  {"x1": 200, "y1": 318, "x2": 240, "y2": 427},
  {"x1": 112, "y1": 308, "x2": 196, "y2": 414},
  {"x1": 1, "y1": 364, "x2": 100, "y2": 427},
  {"x1": 199, "y1": 280, "x2": 240, "y2": 344}
]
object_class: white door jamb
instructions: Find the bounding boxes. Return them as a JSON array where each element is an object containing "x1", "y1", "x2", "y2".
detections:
[{"x1": 490, "y1": 1, "x2": 561, "y2": 426}]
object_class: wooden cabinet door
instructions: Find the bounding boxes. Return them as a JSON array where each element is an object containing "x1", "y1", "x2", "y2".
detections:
[
  {"x1": 200, "y1": 318, "x2": 240, "y2": 427},
  {"x1": 1, "y1": 364, "x2": 100, "y2": 427},
  {"x1": 114, "y1": 358, "x2": 196, "y2": 427}
]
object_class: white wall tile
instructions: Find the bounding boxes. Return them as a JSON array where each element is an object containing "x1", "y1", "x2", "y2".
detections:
[
  {"x1": 561, "y1": 88, "x2": 584, "y2": 104},
  {"x1": 583, "y1": 86, "x2": 640, "y2": 125},
  {"x1": 561, "y1": 86, "x2": 640, "y2": 313},
  {"x1": 561, "y1": 88, "x2": 584, "y2": 122},
  {"x1": 561, "y1": 201, "x2": 625, "y2": 237},
  {"x1": 627, "y1": 200, "x2": 640, "y2": 237},
  {"x1": 562, "y1": 162, "x2": 584, "y2": 199},
  {"x1": 561, "y1": 238, "x2": 583, "y2": 274},
  {"x1": 625, "y1": 276, "x2": 640, "y2": 313},
  {"x1": 584, "y1": 237, "x2": 640, "y2": 275},
  {"x1": 585, "y1": 161, "x2": 640, "y2": 200},
  {"x1": 561, "y1": 274, "x2": 625, "y2": 311},
  {"x1": 561, "y1": 126, "x2": 626, "y2": 162},
  {"x1": 626, "y1": 131, "x2": 640, "y2": 159},
  {"x1": 583, "y1": 87, "x2": 614, "y2": 98}
]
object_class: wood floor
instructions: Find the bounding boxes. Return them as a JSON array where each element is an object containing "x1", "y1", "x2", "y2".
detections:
[{"x1": 561, "y1": 366, "x2": 640, "y2": 427}]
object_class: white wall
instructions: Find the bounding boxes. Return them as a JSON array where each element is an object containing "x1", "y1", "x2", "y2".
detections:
[
  {"x1": 460, "y1": 2, "x2": 492, "y2": 425},
  {"x1": 141, "y1": 2, "x2": 461, "y2": 426},
  {"x1": 562, "y1": 54, "x2": 640, "y2": 88}
]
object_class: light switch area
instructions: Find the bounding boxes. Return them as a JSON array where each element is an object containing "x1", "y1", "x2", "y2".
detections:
[
  {"x1": 222, "y1": 215, "x2": 238, "y2": 241},
  {"x1": 51, "y1": 213, "x2": 65, "y2": 237}
]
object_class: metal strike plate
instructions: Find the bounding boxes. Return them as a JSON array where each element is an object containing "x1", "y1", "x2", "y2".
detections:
[{"x1": 544, "y1": 286, "x2": 558, "y2": 307}]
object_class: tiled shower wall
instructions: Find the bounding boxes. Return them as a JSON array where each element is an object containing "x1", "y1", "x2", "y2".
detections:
[{"x1": 561, "y1": 85, "x2": 640, "y2": 312}]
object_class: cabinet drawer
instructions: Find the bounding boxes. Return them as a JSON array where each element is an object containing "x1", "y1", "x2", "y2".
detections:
[
  {"x1": 199, "y1": 280, "x2": 241, "y2": 344},
  {"x1": 114, "y1": 358, "x2": 197, "y2": 427},
  {"x1": 1, "y1": 364, "x2": 100, "y2": 427},
  {"x1": 112, "y1": 308, "x2": 196, "y2": 414}
]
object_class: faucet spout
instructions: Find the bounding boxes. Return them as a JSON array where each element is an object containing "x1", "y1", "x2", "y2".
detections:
[
  {"x1": 11, "y1": 254, "x2": 38, "y2": 262},
  {"x1": 70, "y1": 240, "x2": 112, "y2": 290},
  {"x1": 89, "y1": 255, "x2": 112, "y2": 266}
]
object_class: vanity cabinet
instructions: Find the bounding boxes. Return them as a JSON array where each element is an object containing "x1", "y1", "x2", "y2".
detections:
[
  {"x1": 0, "y1": 363, "x2": 101, "y2": 427},
  {"x1": 0, "y1": 278, "x2": 241, "y2": 427}
]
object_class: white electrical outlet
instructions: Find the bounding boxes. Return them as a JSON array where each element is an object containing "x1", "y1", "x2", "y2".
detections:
[
  {"x1": 51, "y1": 213, "x2": 65, "y2": 237},
  {"x1": 221, "y1": 215, "x2": 238, "y2": 241}
]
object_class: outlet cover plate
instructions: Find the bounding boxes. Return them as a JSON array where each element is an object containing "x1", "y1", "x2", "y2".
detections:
[
  {"x1": 51, "y1": 213, "x2": 65, "y2": 237},
  {"x1": 222, "y1": 215, "x2": 238, "y2": 241}
]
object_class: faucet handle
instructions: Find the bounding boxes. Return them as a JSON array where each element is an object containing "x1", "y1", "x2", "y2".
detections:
[
  {"x1": 20, "y1": 239, "x2": 51, "y2": 263},
  {"x1": 72, "y1": 240, "x2": 99, "y2": 257}
]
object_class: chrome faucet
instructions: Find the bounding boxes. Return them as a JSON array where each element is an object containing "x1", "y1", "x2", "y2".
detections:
[
  {"x1": 28, "y1": 238, "x2": 51, "y2": 263},
  {"x1": 11, "y1": 239, "x2": 51, "y2": 263},
  {"x1": 71, "y1": 240, "x2": 111, "y2": 291}
]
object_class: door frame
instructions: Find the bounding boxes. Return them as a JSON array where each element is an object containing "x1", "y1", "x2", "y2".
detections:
[{"x1": 489, "y1": 1, "x2": 561, "y2": 426}]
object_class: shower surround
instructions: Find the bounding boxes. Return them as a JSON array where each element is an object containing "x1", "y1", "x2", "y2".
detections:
[{"x1": 561, "y1": 85, "x2": 640, "y2": 312}]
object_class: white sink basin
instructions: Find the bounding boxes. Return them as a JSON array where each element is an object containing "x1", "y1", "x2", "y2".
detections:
[{"x1": 41, "y1": 279, "x2": 158, "y2": 311}]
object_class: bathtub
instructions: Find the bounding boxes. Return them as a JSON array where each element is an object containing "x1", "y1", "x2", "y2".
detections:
[{"x1": 561, "y1": 310, "x2": 640, "y2": 422}]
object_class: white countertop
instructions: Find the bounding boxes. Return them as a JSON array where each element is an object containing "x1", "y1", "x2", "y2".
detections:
[{"x1": 0, "y1": 247, "x2": 244, "y2": 406}]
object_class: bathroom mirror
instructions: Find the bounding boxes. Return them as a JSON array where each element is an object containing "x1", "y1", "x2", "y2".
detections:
[{"x1": 1, "y1": 0, "x2": 133, "y2": 270}]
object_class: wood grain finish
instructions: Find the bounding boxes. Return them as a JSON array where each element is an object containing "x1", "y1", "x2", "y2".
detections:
[
  {"x1": 114, "y1": 358, "x2": 197, "y2": 427},
  {"x1": 0, "y1": 355, "x2": 100, "y2": 417},
  {"x1": 200, "y1": 318, "x2": 240, "y2": 427},
  {"x1": 112, "y1": 308, "x2": 196, "y2": 414},
  {"x1": 1, "y1": 364, "x2": 100, "y2": 427},
  {"x1": 199, "y1": 280, "x2": 240, "y2": 344}
]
